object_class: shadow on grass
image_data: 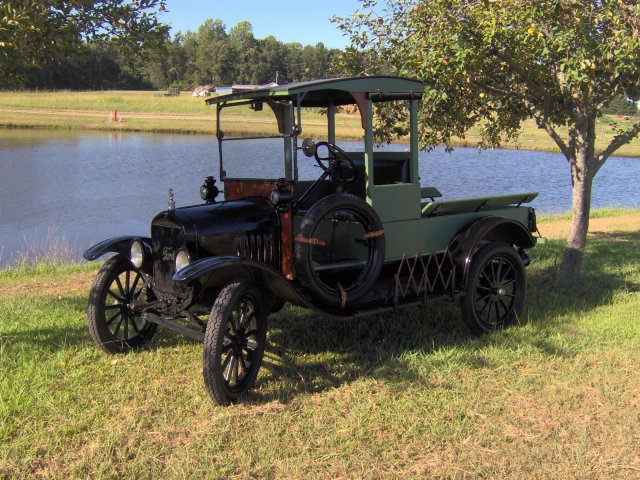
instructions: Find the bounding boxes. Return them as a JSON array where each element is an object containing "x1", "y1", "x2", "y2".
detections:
[
  {"x1": 255, "y1": 230, "x2": 640, "y2": 403},
  {"x1": 7, "y1": 231, "x2": 638, "y2": 403}
]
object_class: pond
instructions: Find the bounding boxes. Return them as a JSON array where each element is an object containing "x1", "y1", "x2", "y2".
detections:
[{"x1": 1, "y1": 129, "x2": 639, "y2": 266}]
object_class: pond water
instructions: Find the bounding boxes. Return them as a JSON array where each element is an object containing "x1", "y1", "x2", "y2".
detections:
[{"x1": 1, "y1": 129, "x2": 639, "y2": 266}]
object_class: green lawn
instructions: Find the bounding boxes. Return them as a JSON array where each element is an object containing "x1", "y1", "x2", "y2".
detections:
[{"x1": 1, "y1": 220, "x2": 639, "y2": 478}]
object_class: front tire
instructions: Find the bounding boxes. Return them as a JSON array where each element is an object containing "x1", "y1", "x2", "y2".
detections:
[
  {"x1": 460, "y1": 243, "x2": 526, "y2": 335},
  {"x1": 87, "y1": 255, "x2": 157, "y2": 354},
  {"x1": 203, "y1": 279, "x2": 267, "y2": 405}
]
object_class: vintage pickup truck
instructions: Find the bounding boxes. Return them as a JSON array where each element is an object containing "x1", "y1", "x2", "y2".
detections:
[{"x1": 84, "y1": 76, "x2": 539, "y2": 404}]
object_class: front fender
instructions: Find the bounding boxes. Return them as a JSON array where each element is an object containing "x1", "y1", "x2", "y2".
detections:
[
  {"x1": 83, "y1": 236, "x2": 151, "y2": 261},
  {"x1": 449, "y1": 215, "x2": 535, "y2": 284},
  {"x1": 173, "y1": 256, "x2": 313, "y2": 308}
]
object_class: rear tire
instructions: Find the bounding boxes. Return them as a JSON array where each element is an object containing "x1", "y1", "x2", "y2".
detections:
[
  {"x1": 460, "y1": 243, "x2": 526, "y2": 335},
  {"x1": 203, "y1": 279, "x2": 267, "y2": 405}
]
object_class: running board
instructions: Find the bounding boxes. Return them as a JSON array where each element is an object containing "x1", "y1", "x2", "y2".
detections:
[{"x1": 143, "y1": 313, "x2": 205, "y2": 342}]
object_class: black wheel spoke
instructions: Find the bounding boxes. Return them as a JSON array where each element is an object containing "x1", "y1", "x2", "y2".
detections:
[
  {"x1": 112, "y1": 316, "x2": 124, "y2": 336},
  {"x1": 479, "y1": 271, "x2": 492, "y2": 286},
  {"x1": 228, "y1": 315, "x2": 238, "y2": 335},
  {"x1": 129, "y1": 317, "x2": 141, "y2": 334},
  {"x1": 489, "y1": 260, "x2": 497, "y2": 283},
  {"x1": 125, "y1": 269, "x2": 131, "y2": 295},
  {"x1": 486, "y1": 301, "x2": 496, "y2": 325},
  {"x1": 104, "y1": 304, "x2": 120, "y2": 310},
  {"x1": 222, "y1": 351, "x2": 234, "y2": 380},
  {"x1": 479, "y1": 295, "x2": 491, "y2": 311},
  {"x1": 242, "y1": 347, "x2": 254, "y2": 364},
  {"x1": 130, "y1": 273, "x2": 141, "y2": 297},
  {"x1": 239, "y1": 305, "x2": 255, "y2": 330},
  {"x1": 498, "y1": 297, "x2": 511, "y2": 314},
  {"x1": 495, "y1": 260, "x2": 503, "y2": 283},
  {"x1": 475, "y1": 293, "x2": 492, "y2": 304},
  {"x1": 106, "y1": 311, "x2": 121, "y2": 325},
  {"x1": 107, "y1": 289, "x2": 124, "y2": 302},
  {"x1": 237, "y1": 351, "x2": 249, "y2": 373},
  {"x1": 232, "y1": 356, "x2": 240, "y2": 385},
  {"x1": 114, "y1": 276, "x2": 126, "y2": 298},
  {"x1": 123, "y1": 315, "x2": 129, "y2": 339}
]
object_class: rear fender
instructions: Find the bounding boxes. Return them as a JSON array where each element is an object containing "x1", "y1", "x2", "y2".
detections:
[
  {"x1": 449, "y1": 216, "x2": 535, "y2": 285},
  {"x1": 83, "y1": 236, "x2": 151, "y2": 262},
  {"x1": 173, "y1": 256, "x2": 313, "y2": 308}
]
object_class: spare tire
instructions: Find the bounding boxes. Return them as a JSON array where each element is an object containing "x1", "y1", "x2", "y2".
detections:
[{"x1": 293, "y1": 194, "x2": 385, "y2": 308}]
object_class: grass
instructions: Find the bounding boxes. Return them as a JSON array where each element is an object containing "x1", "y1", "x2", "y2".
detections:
[
  {"x1": 1, "y1": 90, "x2": 639, "y2": 155},
  {"x1": 1, "y1": 218, "x2": 639, "y2": 477}
]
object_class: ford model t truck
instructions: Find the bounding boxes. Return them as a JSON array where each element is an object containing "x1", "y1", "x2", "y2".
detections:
[{"x1": 84, "y1": 77, "x2": 538, "y2": 405}]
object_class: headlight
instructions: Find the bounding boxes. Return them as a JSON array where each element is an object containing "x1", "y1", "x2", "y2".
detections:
[
  {"x1": 175, "y1": 249, "x2": 190, "y2": 272},
  {"x1": 130, "y1": 239, "x2": 144, "y2": 269}
]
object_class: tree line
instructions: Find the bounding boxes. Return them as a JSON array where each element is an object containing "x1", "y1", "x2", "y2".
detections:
[{"x1": 20, "y1": 18, "x2": 341, "y2": 91}]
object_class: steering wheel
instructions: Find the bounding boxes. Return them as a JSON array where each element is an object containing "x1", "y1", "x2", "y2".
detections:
[{"x1": 313, "y1": 141, "x2": 356, "y2": 183}]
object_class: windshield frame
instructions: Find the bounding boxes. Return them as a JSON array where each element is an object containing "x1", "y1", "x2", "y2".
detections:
[{"x1": 216, "y1": 99, "x2": 297, "y2": 182}]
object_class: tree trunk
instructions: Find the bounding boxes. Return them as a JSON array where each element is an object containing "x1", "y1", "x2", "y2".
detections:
[{"x1": 558, "y1": 148, "x2": 595, "y2": 279}]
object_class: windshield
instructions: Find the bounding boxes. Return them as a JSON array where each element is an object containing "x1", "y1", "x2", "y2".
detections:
[{"x1": 217, "y1": 100, "x2": 294, "y2": 180}]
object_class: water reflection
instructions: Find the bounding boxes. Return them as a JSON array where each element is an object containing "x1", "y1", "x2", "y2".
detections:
[{"x1": 1, "y1": 129, "x2": 639, "y2": 266}]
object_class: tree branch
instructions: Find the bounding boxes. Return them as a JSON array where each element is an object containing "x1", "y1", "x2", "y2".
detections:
[
  {"x1": 596, "y1": 121, "x2": 640, "y2": 166},
  {"x1": 534, "y1": 114, "x2": 572, "y2": 161}
]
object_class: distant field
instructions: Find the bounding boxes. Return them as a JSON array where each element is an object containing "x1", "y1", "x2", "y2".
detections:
[
  {"x1": 1, "y1": 211, "x2": 639, "y2": 478},
  {"x1": 0, "y1": 90, "x2": 639, "y2": 156}
]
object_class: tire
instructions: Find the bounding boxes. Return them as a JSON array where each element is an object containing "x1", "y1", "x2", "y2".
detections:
[
  {"x1": 203, "y1": 279, "x2": 267, "y2": 405},
  {"x1": 460, "y1": 243, "x2": 526, "y2": 335},
  {"x1": 293, "y1": 194, "x2": 385, "y2": 308},
  {"x1": 87, "y1": 255, "x2": 157, "y2": 354}
]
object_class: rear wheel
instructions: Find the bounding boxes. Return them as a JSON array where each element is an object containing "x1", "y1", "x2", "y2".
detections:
[
  {"x1": 203, "y1": 279, "x2": 267, "y2": 405},
  {"x1": 460, "y1": 243, "x2": 526, "y2": 335},
  {"x1": 87, "y1": 255, "x2": 157, "y2": 354}
]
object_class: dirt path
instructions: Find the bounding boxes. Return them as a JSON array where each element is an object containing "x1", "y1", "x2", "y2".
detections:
[
  {"x1": 539, "y1": 213, "x2": 640, "y2": 239},
  {"x1": 0, "y1": 107, "x2": 215, "y2": 121},
  {"x1": 0, "y1": 268, "x2": 98, "y2": 300}
]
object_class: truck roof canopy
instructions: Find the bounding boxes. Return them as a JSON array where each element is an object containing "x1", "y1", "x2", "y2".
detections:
[{"x1": 207, "y1": 76, "x2": 423, "y2": 107}]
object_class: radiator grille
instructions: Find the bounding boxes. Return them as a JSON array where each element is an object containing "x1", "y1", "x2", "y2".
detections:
[
  {"x1": 235, "y1": 233, "x2": 276, "y2": 265},
  {"x1": 152, "y1": 225, "x2": 184, "y2": 294}
]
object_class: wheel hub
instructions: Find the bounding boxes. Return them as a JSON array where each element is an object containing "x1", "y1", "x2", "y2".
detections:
[{"x1": 230, "y1": 331, "x2": 247, "y2": 353}]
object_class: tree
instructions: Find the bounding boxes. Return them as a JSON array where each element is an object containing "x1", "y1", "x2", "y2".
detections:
[
  {"x1": 337, "y1": 0, "x2": 640, "y2": 278},
  {"x1": 194, "y1": 19, "x2": 233, "y2": 85},
  {"x1": 0, "y1": 0, "x2": 168, "y2": 88},
  {"x1": 228, "y1": 21, "x2": 258, "y2": 84}
]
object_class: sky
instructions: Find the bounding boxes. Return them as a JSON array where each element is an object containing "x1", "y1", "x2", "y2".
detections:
[{"x1": 160, "y1": 0, "x2": 362, "y2": 49}]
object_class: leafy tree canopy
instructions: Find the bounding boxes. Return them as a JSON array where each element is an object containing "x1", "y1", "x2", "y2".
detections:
[
  {"x1": 337, "y1": 0, "x2": 640, "y2": 277},
  {"x1": 0, "y1": 0, "x2": 168, "y2": 88}
]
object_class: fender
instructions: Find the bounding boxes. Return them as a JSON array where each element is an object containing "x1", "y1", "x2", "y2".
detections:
[
  {"x1": 83, "y1": 236, "x2": 151, "y2": 261},
  {"x1": 449, "y1": 215, "x2": 535, "y2": 284},
  {"x1": 173, "y1": 256, "x2": 315, "y2": 309}
]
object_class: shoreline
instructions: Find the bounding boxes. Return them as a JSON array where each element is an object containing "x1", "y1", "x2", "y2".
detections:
[{"x1": 1, "y1": 100, "x2": 640, "y2": 157}]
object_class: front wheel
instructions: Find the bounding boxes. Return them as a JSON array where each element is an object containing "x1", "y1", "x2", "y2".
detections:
[
  {"x1": 460, "y1": 243, "x2": 526, "y2": 335},
  {"x1": 87, "y1": 255, "x2": 157, "y2": 354},
  {"x1": 203, "y1": 279, "x2": 267, "y2": 405}
]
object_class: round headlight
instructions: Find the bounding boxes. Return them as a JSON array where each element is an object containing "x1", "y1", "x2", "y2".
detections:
[
  {"x1": 130, "y1": 240, "x2": 144, "y2": 269},
  {"x1": 175, "y1": 249, "x2": 190, "y2": 272}
]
